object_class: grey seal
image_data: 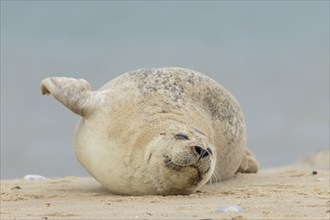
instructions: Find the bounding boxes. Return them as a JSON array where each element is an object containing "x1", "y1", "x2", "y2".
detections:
[{"x1": 41, "y1": 67, "x2": 259, "y2": 195}]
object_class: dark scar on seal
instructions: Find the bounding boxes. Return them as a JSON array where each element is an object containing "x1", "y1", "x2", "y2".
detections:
[{"x1": 174, "y1": 133, "x2": 189, "y2": 140}]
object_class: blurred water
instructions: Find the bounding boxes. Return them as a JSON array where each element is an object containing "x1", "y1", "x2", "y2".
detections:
[{"x1": 1, "y1": 1, "x2": 329, "y2": 179}]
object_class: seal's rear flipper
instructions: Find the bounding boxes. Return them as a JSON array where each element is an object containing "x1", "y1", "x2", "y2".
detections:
[
  {"x1": 41, "y1": 77, "x2": 96, "y2": 117},
  {"x1": 236, "y1": 147, "x2": 259, "y2": 173}
]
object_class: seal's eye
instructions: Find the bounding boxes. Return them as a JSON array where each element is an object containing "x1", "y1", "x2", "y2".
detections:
[{"x1": 174, "y1": 133, "x2": 189, "y2": 140}]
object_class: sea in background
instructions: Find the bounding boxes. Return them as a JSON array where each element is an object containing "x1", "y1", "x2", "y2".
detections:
[{"x1": 1, "y1": 1, "x2": 329, "y2": 179}]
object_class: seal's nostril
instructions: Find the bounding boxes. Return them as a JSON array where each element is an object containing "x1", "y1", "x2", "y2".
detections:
[
  {"x1": 207, "y1": 147, "x2": 213, "y2": 155},
  {"x1": 194, "y1": 146, "x2": 209, "y2": 158}
]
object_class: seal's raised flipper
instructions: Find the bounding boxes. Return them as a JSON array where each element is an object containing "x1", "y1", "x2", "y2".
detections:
[
  {"x1": 41, "y1": 77, "x2": 96, "y2": 117},
  {"x1": 236, "y1": 147, "x2": 259, "y2": 173}
]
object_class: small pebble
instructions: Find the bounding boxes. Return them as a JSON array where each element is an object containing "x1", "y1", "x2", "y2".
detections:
[
  {"x1": 189, "y1": 194, "x2": 199, "y2": 198},
  {"x1": 312, "y1": 170, "x2": 317, "y2": 175},
  {"x1": 216, "y1": 205, "x2": 244, "y2": 213},
  {"x1": 11, "y1": 186, "x2": 21, "y2": 190},
  {"x1": 24, "y1": 174, "x2": 46, "y2": 180}
]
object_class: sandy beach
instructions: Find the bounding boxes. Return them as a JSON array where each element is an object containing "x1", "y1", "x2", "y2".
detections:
[{"x1": 1, "y1": 151, "x2": 329, "y2": 220}]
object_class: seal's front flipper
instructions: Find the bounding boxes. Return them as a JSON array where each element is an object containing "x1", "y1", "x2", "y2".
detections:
[
  {"x1": 236, "y1": 147, "x2": 259, "y2": 173},
  {"x1": 41, "y1": 77, "x2": 96, "y2": 117}
]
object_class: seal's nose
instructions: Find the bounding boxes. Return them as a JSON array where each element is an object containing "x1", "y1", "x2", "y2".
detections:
[{"x1": 194, "y1": 146, "x2": 209, "y2": 158}]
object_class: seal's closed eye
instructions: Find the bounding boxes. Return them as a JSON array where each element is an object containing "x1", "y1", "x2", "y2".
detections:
[{"x1": 174, "y1": 133, "x2": 189, "y2": 140}]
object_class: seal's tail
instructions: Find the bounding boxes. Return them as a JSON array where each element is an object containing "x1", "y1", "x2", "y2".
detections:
[{"x1": 41, "y1": 77, "x2": 96, "y2": 117}]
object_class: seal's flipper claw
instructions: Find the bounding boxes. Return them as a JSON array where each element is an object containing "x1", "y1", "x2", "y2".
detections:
[
  {"x1": 236, "y1": 147, "x2": 259, "y2": 173},
  {"x1": 41, "y1": 77, "x2": 95, "y2": 117}
]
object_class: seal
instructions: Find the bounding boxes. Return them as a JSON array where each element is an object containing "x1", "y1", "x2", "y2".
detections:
[{"x1": 41, "y1": 67, "x2": 259, "y2": 195}]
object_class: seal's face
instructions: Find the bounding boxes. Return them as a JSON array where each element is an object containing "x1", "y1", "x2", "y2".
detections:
[{"x1": 146, "y1": 125, "x2": 216, "y2": 195}]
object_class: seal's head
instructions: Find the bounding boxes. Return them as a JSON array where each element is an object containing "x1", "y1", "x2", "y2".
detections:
[{"x1": 146, "y1": 124, "x2": 216, "y2": 195}]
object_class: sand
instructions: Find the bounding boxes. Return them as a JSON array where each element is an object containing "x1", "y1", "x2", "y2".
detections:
[{"x1": 1, "y1": 151, "x2": 329, "y2": 220}]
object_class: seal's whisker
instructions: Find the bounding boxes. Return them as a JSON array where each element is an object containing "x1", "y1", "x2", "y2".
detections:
[{"x1": 210, "y1": 172, "x2": 221, "y2": 183}]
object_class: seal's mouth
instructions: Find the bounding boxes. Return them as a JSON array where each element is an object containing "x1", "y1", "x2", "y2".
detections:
[
  {"x1": 164, "y1": 155, "x2": 203, "y2": 183},
  {"x1": 164, "y1": 156, "x2": 183, "y2": 171},
  {"x1": 165, "y1": 156, "x2": 184, "y2": 171}
]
